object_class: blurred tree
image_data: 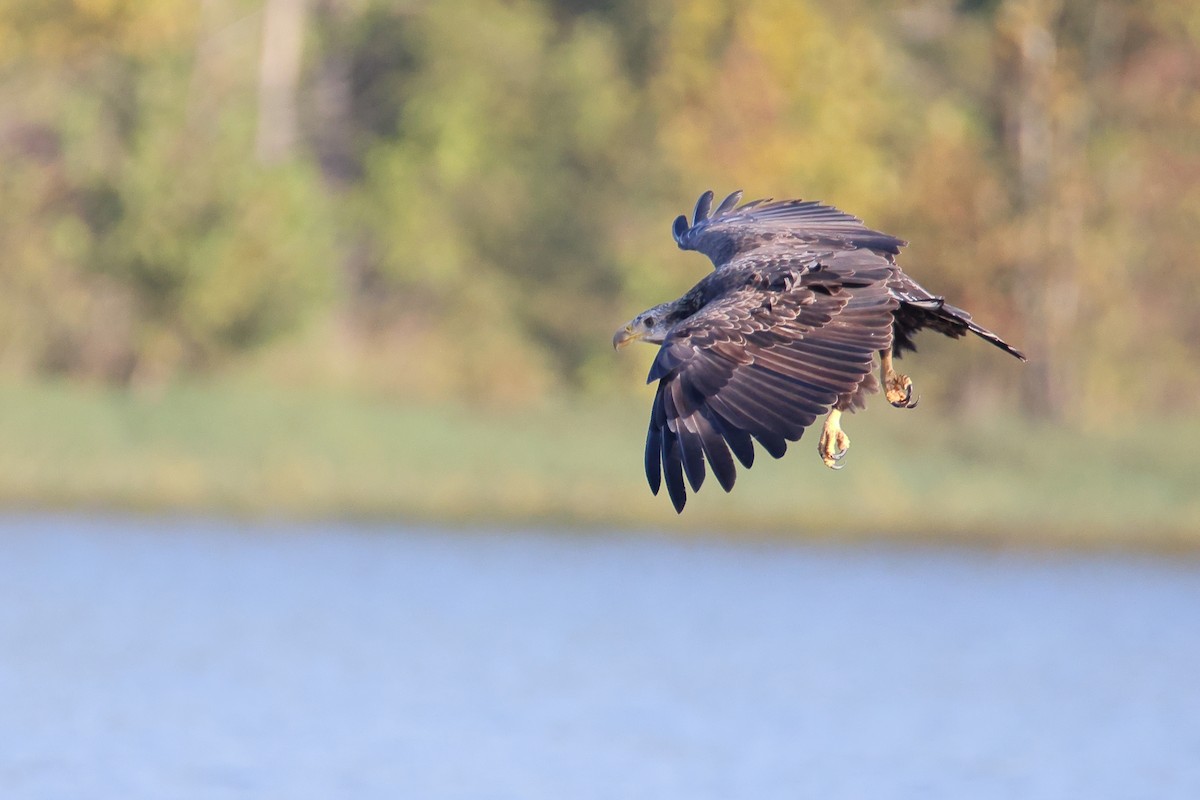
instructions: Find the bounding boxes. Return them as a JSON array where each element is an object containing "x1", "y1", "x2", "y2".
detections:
[
  {"x1": 650, "y1": 0, "x2": 918, "y2": 221},
  {"x1": 0, "y1": 0, "x2": 335, "y2": 384},
  {"x1": 649, "y1": 0, "x2": 1200, "y2": 421},
  {"x1": 644, "y1": 0, "x2": 1027, "y2": 412},
  {"x1": 0, "y1": 0, "x2": 1196, "y2": 421},
  {"x1": 326, "y1": 0, "x2": 666, "y2": 401},
  {"x1": 981, "y1": 0, "x2": 1200, "y2": 419}
]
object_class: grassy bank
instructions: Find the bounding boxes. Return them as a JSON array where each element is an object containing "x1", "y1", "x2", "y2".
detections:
[{"x1": 0, "y1": 380, "x2": 1196, "y2": 550}]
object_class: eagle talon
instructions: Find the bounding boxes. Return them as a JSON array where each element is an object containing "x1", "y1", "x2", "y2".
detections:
[
  {"x1": 879, "y1": 350, "x2": 919, "y2": 410},
  {"x1": 818, "y1": 409, "x2": 850, "y2": 470},
  {"x1": 886, "y1": 374, "x2": 915, "y2": 408}
]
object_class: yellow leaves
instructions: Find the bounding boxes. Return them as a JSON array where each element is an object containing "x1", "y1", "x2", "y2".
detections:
[
  {"x1": 652, "y1": 0, "x2": 907, "y2": 219},
  {"x1": 71, "y1": 0, "x2": 119, "y2": 18},
  {"x1": 0, "y1": 0, "x2": 198, "y2": 64},
  {"x1": 737, "y1": 0, "x2": 825, "y2": 95},
  {"x1": 360, "y1": 142, "x2": 475, "y2": 290},
  {"x1": 90, "y1": 0, "x2": 198, "y2": 55},
  {"x1": 50, "y1": 215, "x2": 92, "y2": 263},
  {"x1": 655, "y1": 0, "x2": 733, "y2": 98},
  {"x1": 552, "y1": 19, "x2": 632, "y2": 153}
]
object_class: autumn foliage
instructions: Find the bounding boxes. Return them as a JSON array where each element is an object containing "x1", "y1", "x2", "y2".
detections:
[{"x1": 1, "y1": 0, "x2": 1197, "y2": 422}]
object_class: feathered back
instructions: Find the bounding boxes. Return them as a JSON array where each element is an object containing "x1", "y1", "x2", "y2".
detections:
[{"x1": 672, "y1": 190, "x2": 907, "y2": 268}]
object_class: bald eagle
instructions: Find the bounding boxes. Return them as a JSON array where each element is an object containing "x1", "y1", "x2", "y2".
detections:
[{"x1": 614, "y1": 190, "x2": 1026, "y2": 513}]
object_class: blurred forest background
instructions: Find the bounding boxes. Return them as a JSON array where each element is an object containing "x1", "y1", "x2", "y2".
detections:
[{"x1": 0, "y1": 0, "x2": 1197, "y2": 542}]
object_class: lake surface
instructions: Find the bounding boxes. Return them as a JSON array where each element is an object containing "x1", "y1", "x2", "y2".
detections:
[{"x1": 0, "y1": 515, "x2": 1198, "y2": 800}]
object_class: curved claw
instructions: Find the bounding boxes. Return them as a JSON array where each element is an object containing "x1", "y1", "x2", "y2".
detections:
[
  {"x1": 818, "y1": 409, "x2": 850, "y2": 471},
  {"x1": 823, "y1": 447, "x2": 848, "y2": 469},
  {"x1": 889, "y1": 380, "x2": 917, "y2": 409}
]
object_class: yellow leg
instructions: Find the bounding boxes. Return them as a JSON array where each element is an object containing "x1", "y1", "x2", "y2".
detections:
[
  {"x1": 880, "y1": 350, "x2": 918, "y2": 409},
  {"x1": 818, "y1": 409, "x2": 850, "y2": 470}
]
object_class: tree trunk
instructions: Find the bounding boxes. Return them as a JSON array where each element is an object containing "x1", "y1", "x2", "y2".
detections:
[{"x1": 256, "y1": 0, "x2": 307, "y2": 164}]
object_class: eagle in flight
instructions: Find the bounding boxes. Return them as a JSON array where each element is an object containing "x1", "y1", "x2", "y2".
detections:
[{"x1": 614, "y1": 190, "x2": 1026, "y2": 512}]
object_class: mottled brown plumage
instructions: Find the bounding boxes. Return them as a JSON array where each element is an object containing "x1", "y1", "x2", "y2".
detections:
[{"x1": 614, "y1": 190, "x2": 1025, "y2": 512}]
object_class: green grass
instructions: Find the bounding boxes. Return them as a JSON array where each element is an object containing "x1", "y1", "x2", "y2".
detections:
[{"x1": 0, "y1": 379, "x2": 1197, "y2": 550}]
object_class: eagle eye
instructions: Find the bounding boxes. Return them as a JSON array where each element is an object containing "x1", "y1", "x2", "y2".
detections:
[{"x1": 643, "y1": 315, "x2": 656, "y2": 327}]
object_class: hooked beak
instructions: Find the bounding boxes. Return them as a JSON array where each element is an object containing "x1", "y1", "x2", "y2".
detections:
[{"x1": 612, "y1": 325, "x2": 640, "y2": 350}]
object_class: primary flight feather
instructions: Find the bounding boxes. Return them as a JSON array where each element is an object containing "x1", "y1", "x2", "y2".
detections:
[{"x1": 614, "y1": 190, "x2": 1026, "y2": 512}]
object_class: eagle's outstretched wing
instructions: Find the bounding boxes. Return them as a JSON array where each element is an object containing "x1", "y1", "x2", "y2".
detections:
[
  {"x1": 673, "y1": 190, "x2": 907, "y2": 269},
  {"x1": 645, "y1": 251, "x2": 897, "y2": 511}
]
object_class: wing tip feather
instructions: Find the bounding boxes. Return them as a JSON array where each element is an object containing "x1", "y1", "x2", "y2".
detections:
[
  {"x1": 672, "y1": 214, "x2": 689, "y2": 245},
  {"x1": 692, "y1": 190, "x2": 715, "y2": 226}
]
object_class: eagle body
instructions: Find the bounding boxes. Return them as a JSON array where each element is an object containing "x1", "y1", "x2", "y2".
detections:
[{"x1": 614, "y1": 190, "x2": 1025, "y2": 512}]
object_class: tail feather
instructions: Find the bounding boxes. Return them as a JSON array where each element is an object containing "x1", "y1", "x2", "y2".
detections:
[
  {"x1": 965, "y1": 319, "x2": 1026, "y2": 360},
  {"x1": 934, "y1": 301, "x2": 1026, "y2": 361},
  {"x1": 891, "y1": 286, "x2": 1027, "y2": 361}
]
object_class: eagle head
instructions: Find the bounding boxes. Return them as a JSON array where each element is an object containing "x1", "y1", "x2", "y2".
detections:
[{"x1": 613, "y1": 301, "x2": 683, "y2": 350}]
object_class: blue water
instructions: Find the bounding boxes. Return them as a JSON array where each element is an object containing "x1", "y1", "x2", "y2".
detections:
[{"x1": 1, "y1": 515, "x2": 1198, "y2": 800}]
